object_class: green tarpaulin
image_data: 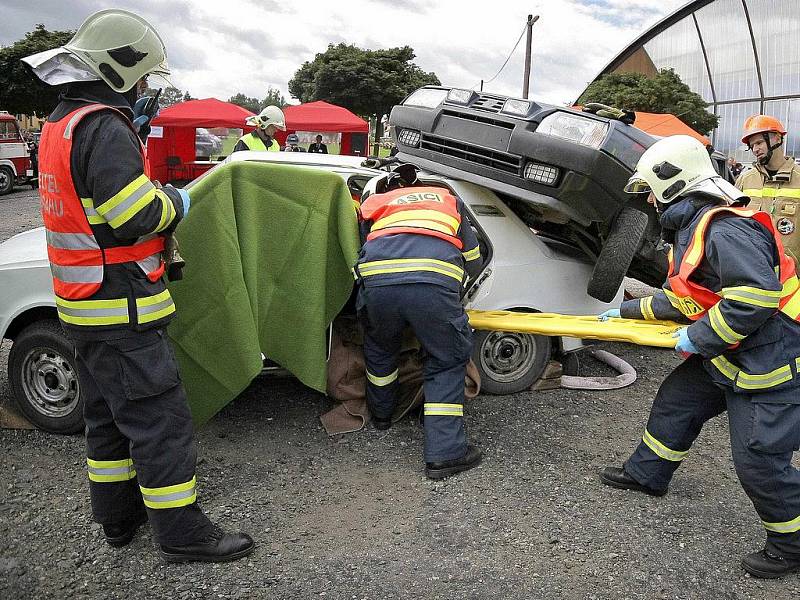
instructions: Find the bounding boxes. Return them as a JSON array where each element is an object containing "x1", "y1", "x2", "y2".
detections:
[{"x1": 166, "y1": 161, "x2": 360, "y2": 425}]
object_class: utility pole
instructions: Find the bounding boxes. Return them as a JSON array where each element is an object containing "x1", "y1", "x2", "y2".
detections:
[{"x1": 522, "y1": 14, "x2": 539, "y2": 99}]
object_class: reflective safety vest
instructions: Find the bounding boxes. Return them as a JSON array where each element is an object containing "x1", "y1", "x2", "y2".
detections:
[
  {"x1": 359, "y1": 187, "x2": 464, "y2": 250},
  {"x1": 238, "y1": 132, "x2": 279, "y2": 152},
  {"x1": 39, "y1": 104, "x2": 166, "y2": 301},
  {"x1": 666, "y1": 206, "x2": 800, "y2": 322}
]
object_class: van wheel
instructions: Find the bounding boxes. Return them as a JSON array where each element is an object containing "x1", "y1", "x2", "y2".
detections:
[
  {"x1": 0, "y1": 166, "x2": 14, "y2": 195},
  {"x1": 8, "y1": 320, "x2": 84, "y2": 434},
  {"x1": 472, "y1": 328, "x2": 551, "y2": 395},
  {"x1": 587, "y1": 207, "x2": 649, "y2": 303}
]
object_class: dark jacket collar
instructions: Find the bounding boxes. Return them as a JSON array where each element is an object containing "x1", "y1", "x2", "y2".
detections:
[
  {"x1": 50, "y1": 81, "x2": 134, "y2": 121},
  {"x1": 659, "y1": 194, "x2": 721, "y2": 232}
]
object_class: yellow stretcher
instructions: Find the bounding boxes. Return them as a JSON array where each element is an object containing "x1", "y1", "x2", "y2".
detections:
[{"x1": 466, "y1": 310, "x2": 683, "y2": 349}]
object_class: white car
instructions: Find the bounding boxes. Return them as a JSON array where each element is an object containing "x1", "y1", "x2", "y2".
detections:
[{"x1": 0, "y1": 151, "x2": 619, "y2": 433}]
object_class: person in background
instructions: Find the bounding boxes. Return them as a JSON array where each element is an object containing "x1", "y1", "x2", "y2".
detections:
[
  {"x1": 283, "y1": 133, "x2": 305, "y2": 152},
  {"x1": 233, "y1": 106, "x2": 285, "y2": 152},
  {"x1": 308, "y1": 134, "x2": 328, "y2": 154},
  {"x1": 736, "y1": 115, "x2": 800, "y2": 261},
  {"x1": 23, "y1": 8, "x2": 254, "y2": 563},
  {"x1": 598, "y1": 135, "x2": 800, "y2": 579}
]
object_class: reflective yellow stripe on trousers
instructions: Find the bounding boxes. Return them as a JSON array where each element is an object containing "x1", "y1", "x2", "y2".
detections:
[
  {"x1": 140, "y1": 476, "x2": 197, "y2": 509},
  {"x1": 762, "y1": 514, "x2": 800, "y2": 534},
  {"x1": 423, "y1": 403, "x2": 464, "y2": 417},
  {"x1": 87, "y1": 457, "x2": 136, "y2": 482},
  {"x1": 642, "y1": 429, "x2": 688, "y2": 462}
]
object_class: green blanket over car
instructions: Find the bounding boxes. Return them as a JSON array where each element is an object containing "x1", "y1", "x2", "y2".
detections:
[{"x1": 166, "y1": 161, "x2": 361, "y2": 425}]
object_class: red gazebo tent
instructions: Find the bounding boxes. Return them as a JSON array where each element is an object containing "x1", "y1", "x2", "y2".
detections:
[
  {"x1": 280, "y1": 101, "x2": 369, "y2": 155},
  {"x1": 148, "y1": 98, "x2": 255, "y2": 182}
]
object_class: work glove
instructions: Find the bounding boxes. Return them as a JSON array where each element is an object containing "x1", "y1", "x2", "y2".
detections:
[
  {"x1": 597, "y1": 308, "x2": 621, "y2": 321},
  {"x1": 176, "y1": 188, "x2": 191, "y2": 216},
  {"x1": 582, "y1": 102, "x2": 636, "y2": 126},
  {"x1": 132, "y1": 95, "x2": 160, "y2": 142},
  {"x1": 672, "y1": 327, "x2": 699, "y2": 356}
]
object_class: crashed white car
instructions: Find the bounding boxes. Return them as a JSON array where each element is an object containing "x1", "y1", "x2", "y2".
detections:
[{"x1": 0, "y1": 151, "x2": 619, "y2": 433}]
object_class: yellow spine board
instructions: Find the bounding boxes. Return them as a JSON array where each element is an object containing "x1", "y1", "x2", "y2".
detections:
[{"x1": 466, "y1": 310, "x2": 682, "y2": 348}]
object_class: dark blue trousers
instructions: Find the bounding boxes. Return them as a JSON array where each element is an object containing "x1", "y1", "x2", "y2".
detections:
[
  {"x1": 625, "y1": 354, "x2": 800, "y2": 556},
  {"x1": 357, "y1": 283, "x2": 472, "y2": 462},
  {"x1": 75, "y1": 330, "x2": 213, "y2": 546}
]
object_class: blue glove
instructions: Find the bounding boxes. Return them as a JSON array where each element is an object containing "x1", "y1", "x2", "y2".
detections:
[
  {"x1": 177, "y1": 188, "x2": 191, "y2": 216},
  {"x1": 672, "y1": 327, "x2": 699, "y2": 355},
  {"x1": 598, "y1": 308, "x2": 621, "y2": 321},
  {"x1": 132, "y1": 96, "x2": 160, "y2": 141}
]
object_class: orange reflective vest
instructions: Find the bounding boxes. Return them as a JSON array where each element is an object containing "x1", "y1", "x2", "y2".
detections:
[
  {"x1": 359, "y1": 187, "x2": 464, "y2": 250},
  {"x1": 38, "y1": 104, "x2": 165, "y2": 300},
  {"x1": 666, "y1": 206, "x2": 800, "y2": 321}
]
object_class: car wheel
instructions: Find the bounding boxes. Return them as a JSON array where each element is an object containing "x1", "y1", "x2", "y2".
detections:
[
  {"x1": 472, "y1": 327, "x2": 551, "y2": 395},
  {"x1": 8, "y1": 320, "x2": 84, "y2": 434},
  {"x1": 587, "y1": 207, "x2": 649, "y2": 303},
  {"x1": 0, "y1": 166, "x2": 14, "y2": 195}
]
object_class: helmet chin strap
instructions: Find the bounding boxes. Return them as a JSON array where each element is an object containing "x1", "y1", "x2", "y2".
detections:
[{"x1": 757, "y1": 132, "x2": 783, "y2": 166}]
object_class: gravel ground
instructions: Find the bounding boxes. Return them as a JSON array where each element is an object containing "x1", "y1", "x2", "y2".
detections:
[{"x1": 2, "y1": 187, "x2": 799, "y2": 599}]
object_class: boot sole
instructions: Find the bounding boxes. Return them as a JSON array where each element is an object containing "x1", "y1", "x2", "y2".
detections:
[
  {"x1": 598, "y1": 473, "x2": 667, "y2": 497},
  {"x1": 742, "y1": 561, "x2": 800, "y2": 579},
  {"x1": 425, "y1": 454, "x2": 482, "y2": 480},
  {"x1": 160, "y1": 543, "x2": 255, "y2": 563}
]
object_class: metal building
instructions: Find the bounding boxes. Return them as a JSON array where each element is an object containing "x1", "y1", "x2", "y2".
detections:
[{"x1": 586, "y1": 0, "x2": 800, "y2": 159}]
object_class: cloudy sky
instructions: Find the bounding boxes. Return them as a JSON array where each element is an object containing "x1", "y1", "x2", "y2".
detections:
[{"x1": 2, "y1": 0, "x2": 688, "y2": 106}]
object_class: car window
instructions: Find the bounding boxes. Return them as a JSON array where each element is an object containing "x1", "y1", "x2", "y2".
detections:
[{"x1": 0, "y1": 121, "x2": 19, "y2": 141}]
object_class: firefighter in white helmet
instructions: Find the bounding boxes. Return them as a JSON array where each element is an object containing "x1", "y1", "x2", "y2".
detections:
[
  {"x1": 23, "y1": 9, "x2": 254, "y2": 563},
  {"x1": 598, "y1": 135, "x2": 800, "y2": 579},
  {"x1": 233, "y1": 105, "x2": 285, "y2": 152}
]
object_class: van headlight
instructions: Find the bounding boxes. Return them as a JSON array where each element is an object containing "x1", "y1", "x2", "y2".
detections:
[
  {"x1": 537, "y1": 112, "x2": 608, "y2": 149},
  {"x1": 397, "y1": 129, "x2": 421, "y2": 147},
  {"x1": 403, "y1": 88, "x2": 448, "y2": 109}
]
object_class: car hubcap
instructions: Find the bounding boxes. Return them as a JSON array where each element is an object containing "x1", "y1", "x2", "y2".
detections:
[
  {"x1": 479, "y1": 331, "x2": 536, "y2": 382},
  {"x1": 0, "y1": 171, "x2": 9, "y2": 188},
  {"x1": 22, "y1": 347, "x2": 79, "y2": 418}
]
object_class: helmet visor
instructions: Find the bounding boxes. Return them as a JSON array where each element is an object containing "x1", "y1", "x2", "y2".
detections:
[{"x1": 623, "y1": 175, "x2": 651, "y2": 195}]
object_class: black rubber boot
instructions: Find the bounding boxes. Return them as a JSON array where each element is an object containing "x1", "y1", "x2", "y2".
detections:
[
  {"x1": 103, "y1": 511, "x2": 148, "y2": 548},
  {"x1": 425, "y1": 444, "x2": 482, "y2": 480},
  {"x1": 742, "y1": 549, "x2": 800, "y2": 579},
  {"x1": 599, "y1": 466, "x2": 667, "y2": 497},
  {"x1": 160, "y1": 526, "x2": 255, "y2": 563}
]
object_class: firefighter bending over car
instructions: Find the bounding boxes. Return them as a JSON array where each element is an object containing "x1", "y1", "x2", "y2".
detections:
[
  {"x1": 598, "y1": 135, "x2": 800, "y2": 579},
  {"x1": 23, "y1": 9, "x2": 254, "y2": 562},
  {"x1": 355, "y1": 166, "x2": 483, "y2": 479},
  {"x1": 233, "y1": 106, "x2": 285, "y2": 152},
  {"x1": 736, "y1": 115, "x2": 800, "y2": 261}
]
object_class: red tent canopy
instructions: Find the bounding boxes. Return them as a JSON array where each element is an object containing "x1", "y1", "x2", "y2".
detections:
[
  {"x1": 280, "y1": 101, "x2": 369, "y2": 155},
  {"x1": 148, "y1": 98, "x2": 255, "y2": 182},
  {"x1": 152, "y1": 98, "x2": 255, "y2": 128},
  {"x1": 283, "y1": 101, "x2": 368, "y2": 133}
]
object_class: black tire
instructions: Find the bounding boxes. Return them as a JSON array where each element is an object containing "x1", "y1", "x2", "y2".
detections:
[
  {"x1": 8, "y1": 320, "x2": 84, "y2": 434},
  {"x1": 472, "y1": 327, "x2": 551, "y2": 395},
  {"x1": 0, "y1": 166, "x2": 14, "y2": 195},
  {"x1": 587, "y1": 207, "x2": 649, "y2": 303}
]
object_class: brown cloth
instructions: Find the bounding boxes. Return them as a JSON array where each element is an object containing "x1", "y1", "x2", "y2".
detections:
[{"x1": 321, "y1": 315, "x2": 480, "y2": 435}]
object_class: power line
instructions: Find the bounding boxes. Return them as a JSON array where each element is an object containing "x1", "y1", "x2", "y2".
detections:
[{"x1": 481, "y1": 23, "x2": 528, "y2": 87}]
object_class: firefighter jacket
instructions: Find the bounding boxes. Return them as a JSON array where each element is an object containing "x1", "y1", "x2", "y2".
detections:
[
  {"x1": 736, "y1": 156, "x2": 800, "y2": 259},
  {"x1": 232, "y1": 132, "x2": 279, "y2": 153},
  {"x1": 39, "y1": 82, "x2": 185, "y2": 341},
  {"x1": 620, "y1": 194, "x2": 800, "y2": 394},
  {"x1": 356, "y1": 187, "x2": 482, "y2": 293}
]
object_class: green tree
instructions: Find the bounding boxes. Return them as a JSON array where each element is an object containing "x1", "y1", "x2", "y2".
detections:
[
  {"x1": 289, "y1": 44, "x2": 439, "y2": 143},
  {"x1": 228, "y1": 93, "x2": 261, "y2": 113},
  {"x1": 158, "y1": 86, "x2": 186, "y2": 107},
  {"x1": 0, "y1": 24, "x2": 74, "y2": 115},
  {"x1": 577, "y1": 68, "x2": 719, "y2": 135},
  {"x1": 261, "y1": 87, "x2": 286, "y2": 109}
]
